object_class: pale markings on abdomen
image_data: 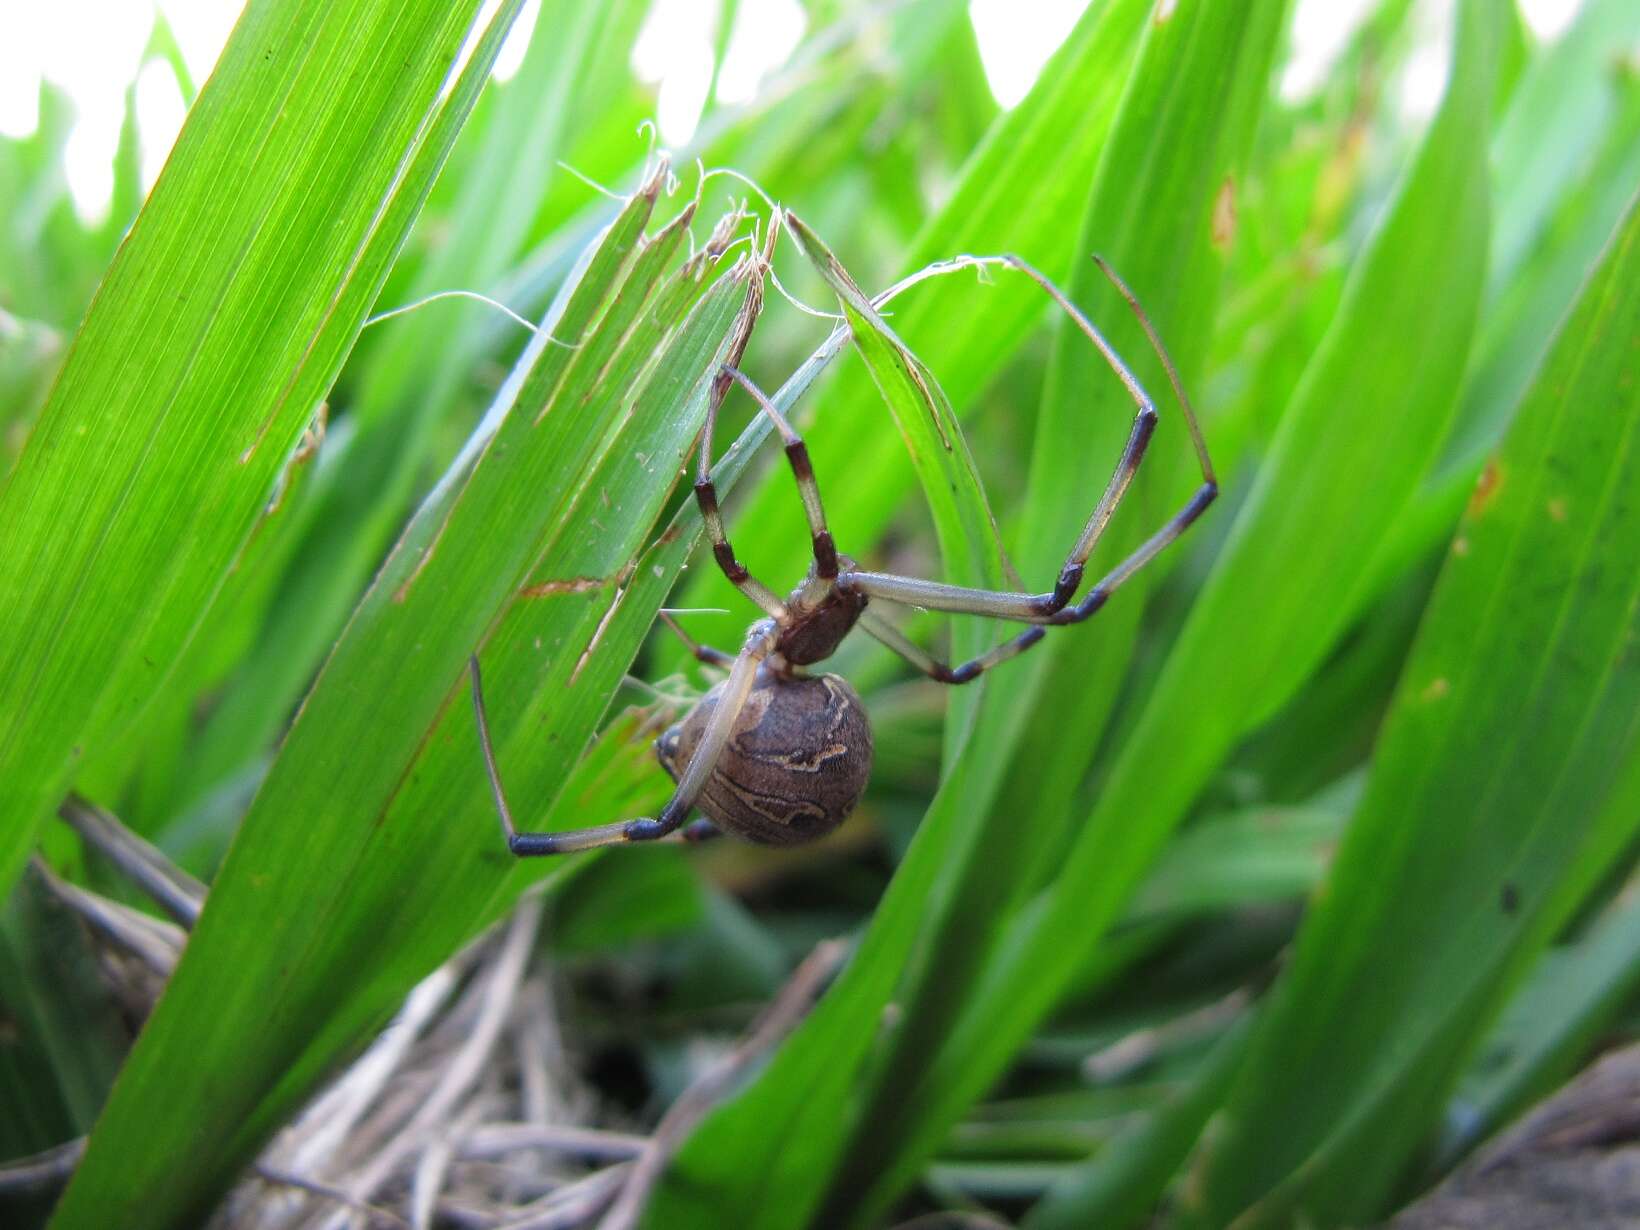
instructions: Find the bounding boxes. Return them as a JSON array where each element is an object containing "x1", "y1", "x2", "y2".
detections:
[
  {"x1": 726, "y1": 779, "x2": 826, "y2": 826},
  {"x1": 766, "y1": 740, "x2": 849, "y2": 773}
]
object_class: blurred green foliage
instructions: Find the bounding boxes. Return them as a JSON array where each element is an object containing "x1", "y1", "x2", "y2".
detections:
[{"x1": 2, "y1": 0, "x2": 1639, "y2": 1227}]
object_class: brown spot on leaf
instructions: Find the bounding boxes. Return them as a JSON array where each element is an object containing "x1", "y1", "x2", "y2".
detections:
[
  {"x1": 1469, "y1": 460, "x2": 1503, "y2": 516},
  {"x1": 520, "y1": 576, "x2": 605, "y2": 599},
  {"x1": 1547, "y1": 497, "x2": 1567, "y2": 522},
  {"x1": 392, "y1": 527, "x2": 445, "y2": 603},
  {"x1": 1211, "y1": 177, "x2": 1236, "y2": 250},
  {"x1": 1421, "y1": 677, "x2": 1450, "y2": 703}
]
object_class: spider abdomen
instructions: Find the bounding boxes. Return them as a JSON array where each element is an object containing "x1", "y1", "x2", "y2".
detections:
[{"x1": 657, "y1": 668, "x2": 872, "y2": 845}]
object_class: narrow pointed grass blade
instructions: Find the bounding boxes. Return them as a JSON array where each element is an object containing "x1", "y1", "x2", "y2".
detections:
[
  {"x1": 947, "y1": 0, "x2": 1498, "y2": 1158},
  {"x1": 640, "y1": 5, "x2": 1292, "y2": 1228},
  {"x1": 0, "y1": 0, "x2": 522, "y2": 894},
  {"x1": 819, "y1": 3, "x2": 1294, "y2": 1224},
  {"x1": 1435, "y1": 876, "x2": 1640, "y2": 1173},
  {"x1": 784, "y1": 209, "x2": 1008, "y2": 745},
  {"x1": 1185, "y1": 187, "x2": 1640, "y2": 1227},
  {"x1": 664, "y1": 0, "x2": 1152, "y2": 656},
  {"x1": 49, "y1": 180, "x2": 768, "y2": 1228},
  {"x1": 1027, "y1": 1017, "x2": 1255, "y2": 1230},
  {"x1": 175, "y1": 1, "x2": 658, "y2": 817}
]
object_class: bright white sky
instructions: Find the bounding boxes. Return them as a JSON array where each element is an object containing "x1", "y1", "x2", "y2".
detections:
[{"x1": 0, "y1": 0, "x2": 1584, "y2": 224}]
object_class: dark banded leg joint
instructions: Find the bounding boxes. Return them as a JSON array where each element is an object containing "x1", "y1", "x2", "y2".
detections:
[
  {"x1": 813, "y1": 530, "x2": 839, "y2": 578},
  {"x1": 1050, "y1": 587, "x2": 1108, "y2": 625},
  {"x1": 509, "y1": 833, "x2": 563, "y2": 856},
  {"x1": 1134, "y1": 406, "x2": 1159, "y2": 446},
  {"x1": 785, "y1": 440, "x2": 814, "y2": 482},
  {"x1": 624, "y1": 818, "x2": 669, "y2": 842},
  {"x1": 940, "y1": 625, "x2": 1046, "y2": 685},
  {"x1": 693, "y1": 478, "x2": 721, "y2": 519},
  {"x1": 1050, "y1": 563, "x2": 1085, "y2": 610},
  {"x1": 712, "y1": 541, "x2": 750, "y2": 583}
]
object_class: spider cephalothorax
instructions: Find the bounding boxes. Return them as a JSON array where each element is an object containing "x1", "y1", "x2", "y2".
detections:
[{"x1": 470, "y1": 253, "x2": 1217, "y2": 855}]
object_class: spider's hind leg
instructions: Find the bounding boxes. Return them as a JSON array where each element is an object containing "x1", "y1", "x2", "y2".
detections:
[
  {"x1": 469, "y1": 621, "x2": 775, "y2": 855},
  {"x1": 657, "y1": 610, "x2": 735, "y2": 669},
  {"x1": 858, "y1": 606, "x2": 1045, "y2": 686}
]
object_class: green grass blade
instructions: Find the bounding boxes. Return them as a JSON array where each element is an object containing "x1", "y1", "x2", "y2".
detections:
[
  {"x1": 1436, "y1": 0, "x2": 1640, "y2": 473},
  {"x1": 1435, "y1": 878, "x2": 1640, "y2": 1173},
  {"x1": 1184, "y1": 186, "x2": 1640, "y2": 1226},
  {"x1": 173, "y1": 1, "x2": 654, "y2": 820},
  {"x1": 862, "y1": 3, "x2": 1501, "y2": 1221},
  {"x1": 0, "y1": 0, "x2": 512, "y2": 896},
  {"x1": 785, "y1": 208, "x2": 1007, "y2": 742},
  {"x1": 47, "y1": 177, "x2": 767, "y2": 1228},
  {"x1": 1027, "y1": 1017, "x2": 1255, "y2": 1230},
  {"x1": 641, "y1": 6, "x2": 1290, "y2": 1228},
  {"x1": 821, "y1": 3, "x2": 1293, "y2": 1222},
  {"x1": 664, "y1": 0, "x2": 1151, "y2": 657}
]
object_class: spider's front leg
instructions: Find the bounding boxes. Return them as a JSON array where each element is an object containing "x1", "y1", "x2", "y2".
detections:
[
  {"x1": 840, "y1": 256, "x2": 1217, "y2": 634},
  {"x1": 720, "y1": 365, "x2": 838, "y2": 579},
  {"x1": 469, "y1": 621, "x2": 776, "y2": 855},
  {"x1": 838, "y1": 258, "x2": 1221, "y2": 689}
]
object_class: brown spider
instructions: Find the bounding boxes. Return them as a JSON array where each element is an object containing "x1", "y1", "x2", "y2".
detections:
[{"x1": 470, "y1": 256, "x2": 1216, "y2": 854}]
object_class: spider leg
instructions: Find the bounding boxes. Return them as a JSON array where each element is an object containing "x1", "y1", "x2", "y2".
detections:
[
  {"x1": 721, "y1": 365, "x2": 838, "y2": 578},
  {"x1": 855, "y1": 478, "x2": 1209, "y2": 684},
  {"x1": 838, "y1": 255, "x2": 1216, "y2": 623},
  {"x1": 677, "y1": 818, "x2": 723, "y2": 843},
  {"x1": 657, "y1": 610, "x2": 735, "y2": 669},
  {"x1": 858, "y1": 606, "x2": 1044, "y2": 685},
  {"x1": 695, "y1": 387, "x2": 791, "y2": 620},
  {"x1": 469, "y1": 622, "x2": 774, "y2": 855}
]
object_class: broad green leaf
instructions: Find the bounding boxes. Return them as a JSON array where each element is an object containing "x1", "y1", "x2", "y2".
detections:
[
  {"x1": 1027, "y1": 1018, "x2": 1254, "y2": 1230},
  {"x1": 1435, "y1": 877, "x2": 1640, "y2": 1174},
  {"x1": 0, "y1": 0, "x2": 512, "y2": 897},
  {"x1": 644, "y1": 5, "x2": 1290, "y2": 1228},
  {"x1": 857, "y1": 3, "x2": 1500, "y2": 1224},
  {"x1": 1486, "y1": 0, "x2": 1640, "y2": 292},
  {"x1": 49, "y1": 177, "x2": 766, "y2": 1228},
  {"x1": 0, "y1": 311, "x2": 60, "y2": 479},
  {"x1": 172, "y1": 0, "x2": 655, "y2": 822},
  {"x1": 1125, "y1": 800, "x2": 1343, "y2": 922},
  {"x1": 785, "y1": 208, "x2": 1008, "y2": 740},
  {"x1": 1185, "y1": 186, "x2": 1640, "y2": 1227},
  {"x1": 820, "y1": 3, "x2": 1292, "y2": 1224},
  {"x1": 1435, "y1": 0, "x2": 1640, "y2": 475},
  {"x1": 665, "y1": 0, "x2": 1152, "y2": 656}
]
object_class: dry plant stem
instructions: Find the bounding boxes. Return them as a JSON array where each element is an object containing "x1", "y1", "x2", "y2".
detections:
[
  {"x1": 58, "y1": 792, "x2": 206, "y2": 925},
  {"x1": 251, "y1": 1166, "x2": 410, "y2": 1230},
  {"x1": 516, "y1": 978, "x2": 557, "y2": 1127},
  {"x1": 597, "y1": 938, "x2": 850, "y2": 1230},
  {"x1": 31, "y1": 857, "x2": 186, "y2": 975},
  {"x1": 314, "y1": 896, "x2": 546, "y2": 1230},
  {"x1": 458, "y1": 1125, "x2": 645, "y2": 1164},
  {"x1": 496, "y1": 1164, "x2": 634, "y2": 1230},
  {"x1": 266, "y1": 962, "x2": 466, "y2": 1190},
  {"x1": 411, "y1": 1098, "x2": 483, "y2": 1230},
  {"x1": 1082, "y1": 987, "x2": 1252, "y2": 1083},
  {"x1": 0, "y1": 1137, "x2": 86, "y2": 1192}
]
